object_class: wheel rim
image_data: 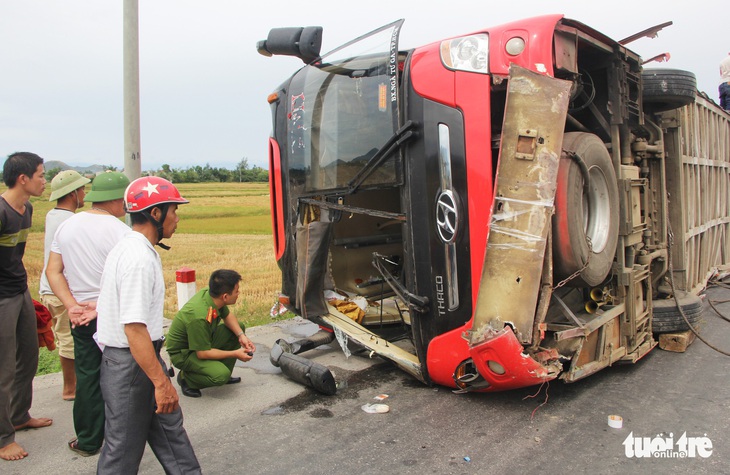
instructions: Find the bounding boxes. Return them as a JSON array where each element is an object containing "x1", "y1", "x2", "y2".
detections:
[{"x1": 582, "y1": 165, "x2": 611, "y2": 254}]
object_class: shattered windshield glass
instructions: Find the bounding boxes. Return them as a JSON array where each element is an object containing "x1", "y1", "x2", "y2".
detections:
[{"x1": 287, "y1": 20, "x2": 403, "y2": 194}]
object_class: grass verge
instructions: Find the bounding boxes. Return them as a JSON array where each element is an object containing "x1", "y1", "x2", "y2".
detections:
[{"x1": 38, "y1": 347, "x2": 62, "y2": 375}]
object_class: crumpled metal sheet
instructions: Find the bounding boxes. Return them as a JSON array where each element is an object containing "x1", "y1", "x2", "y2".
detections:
[{"x1": 471, "y1": 65, "x2": 572, "y2": 346}]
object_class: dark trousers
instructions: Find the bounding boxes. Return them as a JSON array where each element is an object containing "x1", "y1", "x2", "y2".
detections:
[
  {"x1": 720, "y1": 82, "x2": 730, "y2": 111},
  {"x1": 0, "y1": 290, "x2": 38, "y2": 448},
  {"x1": 71, "y1": 320, "x2": 104, "y2": 451},
  {"x1": 170, "y1": 325, "x2": 239, "y2": 390},
  {"x1": 97, "y1": 346, "x2": 200, "y2": 475}
]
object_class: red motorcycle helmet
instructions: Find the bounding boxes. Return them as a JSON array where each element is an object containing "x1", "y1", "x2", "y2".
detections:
[{"x1": 125, "y1": 176, "x2": 189, "y2": 213}]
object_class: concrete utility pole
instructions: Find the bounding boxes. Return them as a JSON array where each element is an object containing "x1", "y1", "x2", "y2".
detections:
[{"x1": 123, "y1": 0, "x2": 141, "y2": 180}]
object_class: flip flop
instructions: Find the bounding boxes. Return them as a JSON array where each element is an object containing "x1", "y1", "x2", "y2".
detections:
[{"x1": 68, "y1": 438, "x2": 100, "y2": 457}]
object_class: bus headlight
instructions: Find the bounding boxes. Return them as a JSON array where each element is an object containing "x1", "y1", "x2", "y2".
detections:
[
  {"x1": 453, "y1": 359, "x2": 490, "y2": 393},
  {"x1": 440, "y1": 34, "x2": 489, "y2": 73}
]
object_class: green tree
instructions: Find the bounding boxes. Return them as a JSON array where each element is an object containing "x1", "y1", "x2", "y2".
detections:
[
  {"x1": 184, "y1": 168, "x2": 200, "y2": 183},
  {"x1": 141, "y1": 161, "x2": 268, "y2": 183},
  {"x1": 45, "y1": 167, "x2": 62, "y2": 182},
  {"x1": 250, "y1": 165, "x2": 269, "y2": 182},
  {"x1": 211, "y1": 167, "x2": 232, "y2": 182},
  {"x1": 236, "y1": 157, "x2": 249, "y2": 182},
  {"x1": 157, "y1": 164, "x2": 173, "y2": 181}
]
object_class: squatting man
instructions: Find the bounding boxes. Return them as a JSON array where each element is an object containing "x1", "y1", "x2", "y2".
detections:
[{"x1": 167, "y1": 269, "x2": 256, "y2": 398}]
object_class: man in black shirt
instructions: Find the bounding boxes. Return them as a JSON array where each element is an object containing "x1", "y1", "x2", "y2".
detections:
[{"x1": 0, "y1": 152, "x2": 53, "y2": 462}]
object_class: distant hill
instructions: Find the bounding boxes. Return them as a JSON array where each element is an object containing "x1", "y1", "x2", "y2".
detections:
[{"x1": 45, "y1": 160, "x2": 108, "y2": 175}]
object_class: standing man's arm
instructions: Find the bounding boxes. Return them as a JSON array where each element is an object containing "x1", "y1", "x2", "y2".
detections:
[
  {"x1": 124, "y1": 323, "x2": 179, "y2": 414},
  {"x1": 222, "y1": 312, "x2": 256, "y2": 353},
  {"x1": 46, "y1": 251, "x2": 96, "y2": 326},
  {"x1": 46, "y1": 251, "x2": 74, "y2": 307}
]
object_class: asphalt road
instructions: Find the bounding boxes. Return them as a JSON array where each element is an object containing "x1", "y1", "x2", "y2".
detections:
[{"x1": 6, "y1": 286, "x2": 730, "y2": 474}]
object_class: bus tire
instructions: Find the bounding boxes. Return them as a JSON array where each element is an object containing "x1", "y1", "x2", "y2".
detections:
[
  {"x1": 553, "y1": 132, "x2": 619, "y2": 288},
  {"x1": 651, "y1": 291, "x2": 704, "y2": 333},
  {"x1": 642, "y1": 69, "x2": 696, "y2": 112}
]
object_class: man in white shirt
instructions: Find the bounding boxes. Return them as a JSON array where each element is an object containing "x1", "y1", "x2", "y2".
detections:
[
  {"x1": 96, "y1": 176, "x2": 200, "y2": 474},
  {"x1": 39, "y1": 170, "x2": 90, "y2": 401},
  {"x1": 45, "y1": 171, "x2": 131, "y2": 457}
]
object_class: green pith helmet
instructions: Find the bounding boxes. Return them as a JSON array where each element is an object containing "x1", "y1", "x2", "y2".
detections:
[
  {"x1": 48, "y1": 170, "x2": 91, "y2": 201},
  {"x1": 85, "y1": 171, "x2": 131, "y2": 203}
]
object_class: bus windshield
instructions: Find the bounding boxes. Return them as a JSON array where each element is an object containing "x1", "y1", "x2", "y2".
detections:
[{"x1": 286, "y1": 20, "x2": 403, "y2": 194}]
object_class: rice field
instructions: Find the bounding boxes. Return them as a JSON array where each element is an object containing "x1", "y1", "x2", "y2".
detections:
[{"x1": 18, "y1": 182, "x2": 286, "y2": 327}]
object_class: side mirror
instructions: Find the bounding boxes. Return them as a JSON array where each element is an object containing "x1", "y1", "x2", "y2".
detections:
[{"x1": 257, "y1": 26, "x2": 323, "y2": 64}]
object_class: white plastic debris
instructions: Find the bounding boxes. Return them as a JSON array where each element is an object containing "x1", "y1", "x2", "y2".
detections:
[
  {"x1": 361, "y1": 403, "x2": 390, "y2": 414},
  {"x1": 352, "y1": 296, "x2": 368, "y2": 311},
  {"x1": 269, "y1": 302, "x2": 288, "y2": 317},
  {"x1": 324, "y1": 289, "x2": 348, "y2": 301},
  {"x1": 333, "y1": 326, "x2": 352, "y2": 358},
  {"x1": 608, "y1": 415, "x2": 623, "y2": 429}
]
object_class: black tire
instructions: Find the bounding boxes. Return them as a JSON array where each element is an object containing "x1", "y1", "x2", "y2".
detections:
[
  {"x1": 553, "y1": 133, "x2": 619, "y2": 287},
  {"x1": 642, "y1": 68, "x2": 696, "y2": 112},
  {"x1": 652, "y1": 291, "x2": 703, "y2": 333}
]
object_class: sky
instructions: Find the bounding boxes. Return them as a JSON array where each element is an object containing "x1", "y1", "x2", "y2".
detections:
[{"x1": 1, "y1": 0, "x2": 726, "y2": 172}]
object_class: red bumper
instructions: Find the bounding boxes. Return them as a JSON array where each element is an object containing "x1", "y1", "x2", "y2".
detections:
[
  {"x1": 428, "y1": 325, "x2": 558, "y2": 391},
  {"x1": 468, "y1": 328, "x2": 556, "y2": 391}
]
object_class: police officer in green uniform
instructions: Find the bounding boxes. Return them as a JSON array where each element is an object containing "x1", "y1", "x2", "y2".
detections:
[{"x1": 167, "y1": 269, "x2": 256, "y2": 397}]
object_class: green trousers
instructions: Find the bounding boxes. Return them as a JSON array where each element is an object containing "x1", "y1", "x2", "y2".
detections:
[
  {"x1": 170, "y1": 326, "x2": 241, "y2": 390},
  {"x1": 71, "y1": 320, "x2": 104, "y2": 451}
]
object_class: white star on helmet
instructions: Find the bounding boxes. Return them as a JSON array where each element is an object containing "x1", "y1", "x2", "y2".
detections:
[{"x1": 142, "y1": 181, "x2": 159, "y2": 197}]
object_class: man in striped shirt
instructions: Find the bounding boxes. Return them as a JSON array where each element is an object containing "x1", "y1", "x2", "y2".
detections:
[{"x1": 0, "y1": 152, "x2": 52, "y2": 462}]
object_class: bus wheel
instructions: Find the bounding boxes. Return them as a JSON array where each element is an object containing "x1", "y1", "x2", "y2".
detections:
[
  {"x1": 642, "y1": 69, "x2": 696, "y2": 112},
  {"x1": 652, "y1": 291, "x2": 703, "y2": 334},
  {"x1": 552, "y1": 132, "x2": 619, "y2": 287}
]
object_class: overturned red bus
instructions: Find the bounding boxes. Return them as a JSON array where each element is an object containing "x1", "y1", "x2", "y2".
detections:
[{"x1": 258, "y1": 15, "x2": 729, "y2": 394}]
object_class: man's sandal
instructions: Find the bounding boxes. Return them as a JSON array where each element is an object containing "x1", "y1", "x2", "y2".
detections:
[{"x1": 68, "y1": 438, "x2": 100, "y2": 457}]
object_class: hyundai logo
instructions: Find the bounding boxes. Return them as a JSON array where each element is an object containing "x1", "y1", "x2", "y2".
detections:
[{"x1": 436, "y1": 190, "x2": 459, "y2": 243}]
